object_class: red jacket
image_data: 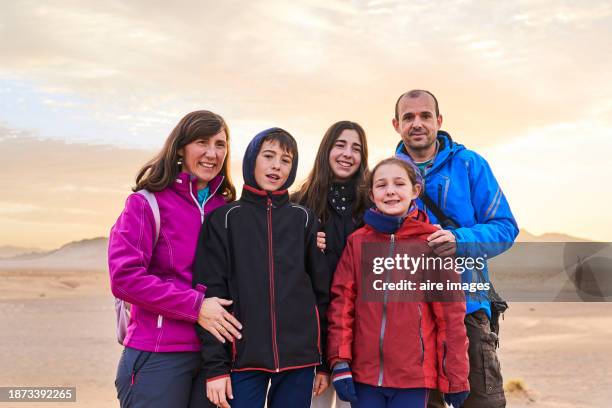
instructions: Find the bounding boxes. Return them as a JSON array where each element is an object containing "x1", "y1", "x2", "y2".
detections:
[{"x1": 327, "y1": 211, "x2": 469, "y2": 393}]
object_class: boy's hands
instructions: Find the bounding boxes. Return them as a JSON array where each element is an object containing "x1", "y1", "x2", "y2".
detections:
[
  {"x1": 198, "y1": 297, "x2": 242, "y2": 343},
  {"x1": 312, "y1": 371, "x2": 330, "y2": 396},
  {"x1": 206, "y1": 376, "x2": 233, "y2": 408},
  {"x1": 316, "y1": 231, "x2": 326, "y2": 251}
]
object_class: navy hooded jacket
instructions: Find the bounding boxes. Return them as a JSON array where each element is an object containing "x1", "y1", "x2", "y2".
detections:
[{"x1": 193, "y1": 128, "x2": 330, "y2": 380}]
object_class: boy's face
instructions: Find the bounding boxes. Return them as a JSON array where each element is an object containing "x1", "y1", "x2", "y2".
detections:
[{"x1": 254, "y1": 140, "x2": 293, "y2": 191}]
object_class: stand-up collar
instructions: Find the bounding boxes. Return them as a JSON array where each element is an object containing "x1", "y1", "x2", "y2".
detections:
[
  {"x1": 364, "y1": 203, "x2": 428, "y2": 234},
  {"x1": 241, "y1": 184, "x2": 289, "y2": 207},
  {"x1": 172, "y1": 172, "x2": 224, "y2": 195}
]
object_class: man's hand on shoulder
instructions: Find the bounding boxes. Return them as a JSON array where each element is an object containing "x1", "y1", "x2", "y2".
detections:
[{"x1": 427, "y1": 229, "x2": 457, "y2": 257}]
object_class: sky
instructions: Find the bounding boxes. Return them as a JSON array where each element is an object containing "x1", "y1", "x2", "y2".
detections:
[{"x1": 1, "y1": 0, "x2": 612, "y2": 249}]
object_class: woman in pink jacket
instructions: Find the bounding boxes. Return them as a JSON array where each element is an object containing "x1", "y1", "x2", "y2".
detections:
[{"x1": 108, "y1": 110, "x2": 242, "y2": 408}]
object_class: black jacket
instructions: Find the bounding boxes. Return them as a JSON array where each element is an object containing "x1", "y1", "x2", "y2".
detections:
[
  {"x1": 193, "y1": 128, "x2": 329, "y2": 380},
  {"x1": 319, "y1": 181, "x2": 364, "y2": 276}
]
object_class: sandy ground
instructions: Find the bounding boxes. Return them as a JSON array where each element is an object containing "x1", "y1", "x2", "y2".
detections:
[{"x1": 0, "y1": 270, "x2": 611, "y2": 408}]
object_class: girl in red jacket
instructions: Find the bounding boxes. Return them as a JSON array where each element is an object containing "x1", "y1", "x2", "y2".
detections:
[{"x1": 327, "y1": 157, "x2": 470, "y2": 408}]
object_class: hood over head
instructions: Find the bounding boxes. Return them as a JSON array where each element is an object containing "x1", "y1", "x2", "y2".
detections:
[{"x1": 242, "y1": 127, "x2": 299, "y2": 191}]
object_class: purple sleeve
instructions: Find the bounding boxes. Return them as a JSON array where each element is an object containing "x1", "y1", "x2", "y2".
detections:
[{"x1": 108, "y1": 194, "x2": 205, "y2": 322}]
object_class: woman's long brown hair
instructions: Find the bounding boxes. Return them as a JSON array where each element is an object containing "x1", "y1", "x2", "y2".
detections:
[
  {"x1": 292, "y1": 121, "x2": 369, "y2": 223},
  {"x1": 133, "y1": 110, "x2": 236, "y2": 201}
]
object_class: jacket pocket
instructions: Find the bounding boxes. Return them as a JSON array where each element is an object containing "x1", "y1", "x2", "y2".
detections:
[
  {"x1": 442, "y1": 341, "x2": 448, "y2": 376},
  {"x1": 231, "y1": 312, "x2": 238, "y2": 363},
  {"x1": 482, "y1": 331, "x2": 503, "y2": 394},
  {"x1": 417, "y1": 304, "x2": 425, "y2": 365},
  {"x1": 156, "y1": 277, "x2": 175, "y2": 329},
  {"x1": 314, "y1": 305, "x2": 321, "y2": 357}
]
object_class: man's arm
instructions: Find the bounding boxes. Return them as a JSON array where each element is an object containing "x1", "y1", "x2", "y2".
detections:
[{"x1": 453, "y1": 153, "x2": 518, "y2": 258}]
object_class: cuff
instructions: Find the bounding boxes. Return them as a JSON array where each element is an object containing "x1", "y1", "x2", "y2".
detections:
[
  {"x1": 438, "y1": 377, "x2": 470, "y2": 394},
  {"x1": 206, "y1": 374, "x2": 230, "y2": 383},
  {"x1": 191, "y1": 284, "x2": 207, "y2": 322}
]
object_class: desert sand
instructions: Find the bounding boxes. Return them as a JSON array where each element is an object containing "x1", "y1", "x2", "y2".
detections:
[{"x1": 1, "y1": 270, "x2": 611, "y2": 408}]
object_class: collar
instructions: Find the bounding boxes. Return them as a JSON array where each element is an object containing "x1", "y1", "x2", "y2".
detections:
[
  {"x1": 172, "y1": 172, "x2": 225, "y2": 205},
  {"x1": 241, "y1": 184, "x2": 289, "y2": 207},
  {"x1": 363, "y1": 203, "x2": 420, "y2": 234},
  {"x1": 328, "y1": 180, "x2": 356, "y2": 214}
]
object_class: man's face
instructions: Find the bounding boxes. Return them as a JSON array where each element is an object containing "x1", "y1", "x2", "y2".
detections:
[{"x1": 393, "y1": 93, "x2": 442, "y2": 153}]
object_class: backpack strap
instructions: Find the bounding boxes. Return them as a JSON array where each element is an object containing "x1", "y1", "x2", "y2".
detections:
[
  {"x1": 421, "y1": 192, "x2": 459, "y2": 229},
  {"x1": 421, "y1": 191, "x2": 507, "y2": 308},
  {"x1": 136, "y1": 190, "x2": 160, "y2": 246}
]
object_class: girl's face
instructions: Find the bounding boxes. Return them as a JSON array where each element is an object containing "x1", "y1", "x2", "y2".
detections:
[
  {"x1": 179, "y1": 130, "x2": 227, "y2": 189},
  {"x1": 371, "y1": 163, "x2": 421, "y2": 217},
  {"x1": 328, "y1": 129, "x2": 363, "y2": 181}
]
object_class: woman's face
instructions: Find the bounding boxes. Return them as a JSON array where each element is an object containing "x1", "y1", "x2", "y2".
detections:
[
  {"x1": 370, "y1": 163, "x2": 421, "y2": 217},
  {"x1": 179, "y1": 130, "x2": 227, "y2": 189},
  {"x1": 328, "y1": 129, "x2": 363, "y2": 181}
]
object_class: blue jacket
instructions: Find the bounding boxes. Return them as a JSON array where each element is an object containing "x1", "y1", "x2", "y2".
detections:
[{"x1": 396, "y1": 131, "x2": 519, "y2": 316}]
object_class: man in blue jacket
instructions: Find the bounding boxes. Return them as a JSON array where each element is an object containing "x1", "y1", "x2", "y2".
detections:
[{"x1": 393, "y1": 89, "x2": 518, "y2": 408}]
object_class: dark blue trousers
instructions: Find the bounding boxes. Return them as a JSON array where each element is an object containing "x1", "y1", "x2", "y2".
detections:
[
  {"x1": 229, "y1": 367, "x2": 315, "y2": 408},
  {"x1": 352, "y1": 383, "x2": 430, "y2": 408},
  {"x1": 115, "y1": 347, "x2": 214, "y2": 408}
]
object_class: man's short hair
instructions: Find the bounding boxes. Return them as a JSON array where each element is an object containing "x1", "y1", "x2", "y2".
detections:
[{"x1": 394, "y1": 89, "x2": 440, "y2": 120}]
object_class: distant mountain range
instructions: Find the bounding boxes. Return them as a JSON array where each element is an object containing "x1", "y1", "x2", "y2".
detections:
[
  {"x1": 516, "y1": 230, "x2": 591, "y2": 242},
  {"x1": 0, "y1": 237, "x2": 109, "y2": 271},
  {"x1": 0, "y1": 229, "x2": 594, "y2": 272},
  {"x1": 0, "y1": 245, "x2": 44, "y2": 259}
]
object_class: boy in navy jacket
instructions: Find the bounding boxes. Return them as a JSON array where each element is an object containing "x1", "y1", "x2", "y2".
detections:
[{"x1": 193, "y1": 128, "x2": 330, "y2": 408}]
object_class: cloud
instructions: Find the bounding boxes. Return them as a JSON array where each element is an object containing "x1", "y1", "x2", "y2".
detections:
[
  {"x1": 2, "y1": 0, "x2": 611, "y2": 151},
  {"x1": 482, "y1": 118, "x2": 612, "y2": 241},
  {"x1": 1, "y1": 1, "x2": 612, "y2": 246}
]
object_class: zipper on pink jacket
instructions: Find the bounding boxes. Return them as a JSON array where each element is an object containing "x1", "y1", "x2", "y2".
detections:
[
  {"x1": 267, "y1": 198, "x2": 280, "y2": 372},
  {"x1": 188, "y1": 176, "x2": 224, "y2": 224}
]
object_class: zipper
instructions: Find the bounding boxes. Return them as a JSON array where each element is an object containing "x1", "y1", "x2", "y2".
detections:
[
  {"x1": 187, "y1": 176, "x2": 224, "y2": 224},
  {"x1": 188, "y1": 181, "x2": 205, "y2": 224},
  {"x1": 267, "y1": 198, "x2": 280, "y2": 372},
  {"x1": 437, "y1": 184, "x2": 443, "y2": 209},
  {"x1": 378, "y1": 233, "x2": 395, "y2": 386},
  {"x1": 157, "y1": 315, "x2": 163, "y2": 328},
  {"x1": 417, "y1": 304, "x2": 424, "y2": 365}
]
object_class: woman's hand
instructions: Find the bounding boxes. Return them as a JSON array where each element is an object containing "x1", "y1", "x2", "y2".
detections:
[
  {"x1": 206, "y1": 376, "x2": 233, "y2": 408},
  {"x1": 197, "y1": 297, "x2": 242, "y2": 343},
  {"x1": 317, "y1": 231, "x2": 326, "y2": 252},
  {"x1": 312, "y1": 371, "x2": 330, "y2": 396}
]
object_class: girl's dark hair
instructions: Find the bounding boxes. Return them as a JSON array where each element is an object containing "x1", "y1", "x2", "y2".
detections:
[
  {"x1": 292, "y1": 121, "x2": 369, "y2": 223},
  {"x1": 367, "y1": 157, "x2": 424, "y2": 197},
  {"x1": 133, "y1": 110, "x2": 236, "y2": 201}
]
